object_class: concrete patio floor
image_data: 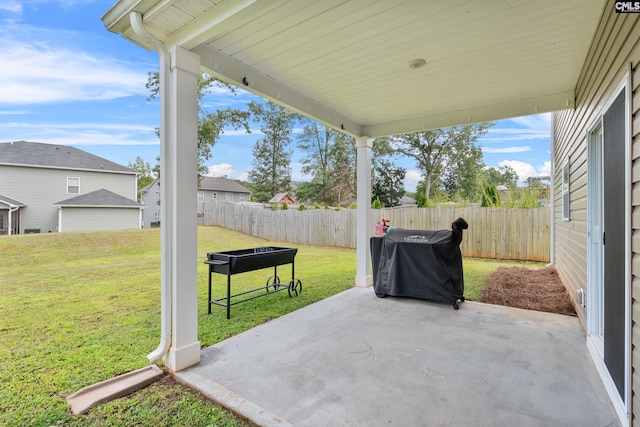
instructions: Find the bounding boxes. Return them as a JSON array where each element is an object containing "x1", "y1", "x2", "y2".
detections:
[{"x1": 176, "y1": 287, "x2": 620, "y2": 427}]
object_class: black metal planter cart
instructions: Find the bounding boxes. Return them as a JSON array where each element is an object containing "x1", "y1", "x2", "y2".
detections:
[{"x1": 204, "y1": 246, "x2": 302, "y2": 319}]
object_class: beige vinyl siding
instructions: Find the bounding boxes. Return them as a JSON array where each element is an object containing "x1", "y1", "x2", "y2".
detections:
[
  {"x1": 0, "y1": 165, "x2": 136, "y2": 233},
  {"x1": 59, "y1": 207, "x2": 140, "y2": 232},
  {"x1": 554, "y1": 8, "x2": 640, "y2": 422}
]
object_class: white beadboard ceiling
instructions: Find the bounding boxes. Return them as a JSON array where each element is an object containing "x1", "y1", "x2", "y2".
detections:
[{"x1": 103, "y1": 0, "x2": 606, "y2": 137}]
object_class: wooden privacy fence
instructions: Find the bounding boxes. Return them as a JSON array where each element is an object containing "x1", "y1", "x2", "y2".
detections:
[{"x1": 201, "y1": 202, "x2": 550, "y2": 262}]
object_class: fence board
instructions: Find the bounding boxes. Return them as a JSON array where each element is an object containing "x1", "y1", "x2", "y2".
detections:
[{"x1": 201, "y1": 202, "x2": 550, "y2": 262}]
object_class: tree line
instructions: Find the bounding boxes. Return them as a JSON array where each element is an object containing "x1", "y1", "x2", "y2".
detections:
[{"x1": 131, "y1": 72, "x2": 537, "y2": 208}]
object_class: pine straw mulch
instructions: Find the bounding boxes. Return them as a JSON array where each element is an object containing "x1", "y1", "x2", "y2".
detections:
[{"x1": 480, "y1": 266, "x2": 577, "y2": 316}]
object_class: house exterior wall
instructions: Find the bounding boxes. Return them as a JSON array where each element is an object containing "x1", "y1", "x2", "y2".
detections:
[
  {"x1": 197, "y1": 189, "x2": 249, "y2": 214},
  {"x1": 141, "y1": 180, "x2": 161, "y2": 228},
  {"x1": 59, "y1": 207, "x2": 140, "y2": 232},
  {"x1": 553, "y1": 7, "x2": 639, "y2": 423},
  {"x1": 0, "y1": 164, "x2": 136, "y2": 233},
  {"x1": 142, "y1": 180, "x2": 250, "y2": 225}
]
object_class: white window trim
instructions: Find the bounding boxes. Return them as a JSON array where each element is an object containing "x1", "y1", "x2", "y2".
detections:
[
  {"x1": 197, "y1": 191, "x2": 204, "y2": 202},
  {"x1": 67, "y1": 177, "x2": 80, "y2": 194}
]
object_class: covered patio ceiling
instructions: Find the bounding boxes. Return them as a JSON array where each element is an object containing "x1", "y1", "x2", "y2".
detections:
[{"x1": 103, "y1": 0, "x2": 606, "y2": 137}]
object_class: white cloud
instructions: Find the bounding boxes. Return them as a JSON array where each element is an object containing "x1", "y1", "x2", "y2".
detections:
[
  {"x1": 0, "y1": 121, "x2": 158, "y2": 145},
  {"x1": 222, "y1": 128, "x2": 261, "y2": 136},
  {"x1": 0, "y1": 1, "x2": 21, "y2": 13},
  {"x1": 207, "y1": 163, "x2": 237, "y2": 177},
  {"x1": 0, "y1": 109, "x2": 29, "y2": 115},
  {"x1": 403, "y1": 170, "x2": 421, "y2": 192},
  {"x1": 539, "y1": 161, "x2": 551, "y2": 176},
  {"x1": 0, "y1": 28, "x2": 151, "y2": 105},
  {"x1": 483, "y1": 146, "x2": 531, "y2": 154},
  {"x1": 498, "y1": 160, "x2": 549, "y2": 185},
  {"x1": 482, "y1": 113, "x2": 551, "y2": 144}
]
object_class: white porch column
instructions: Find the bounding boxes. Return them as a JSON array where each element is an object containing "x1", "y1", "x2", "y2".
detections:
[
  {"x1": 164, "y1": 45, "x2": 201, "y2": 371},
  {"x1": 355, "y1": 136, "x2": 374, "y2": 287}
]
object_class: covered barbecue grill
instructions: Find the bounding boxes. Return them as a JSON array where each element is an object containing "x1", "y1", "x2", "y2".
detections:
[
  {"x1": 371, "y1": 217, "x2": 468, "y2": 309},
  {"x1": 205, "y1": 246, "x2": 302, "y2": 319}
]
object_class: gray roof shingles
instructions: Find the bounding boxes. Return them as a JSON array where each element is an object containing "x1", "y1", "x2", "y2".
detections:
[
  {"x1": 55, "y1": 189, "x2": 141, "y2": 207},
  {"x1": 0, "y1": 195, "x2": 26, "y2": 207},
  {"x1": 0, "y1": 141, "x2": 134, "y2": 173},
  {"x1": 199, "y1": 176, "x2": 250, "y2": 193}
]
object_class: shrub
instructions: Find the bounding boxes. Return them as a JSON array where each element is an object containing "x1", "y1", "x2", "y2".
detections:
[
  {"x1": 281, "y1": 202, "x2": 288, "y2": 210},
  {"x1": 372, "y1": 196, "x2": 383, "y2": 209},
  {"x1": 481, "y1": 185, "x2": 500, "y2": 207},
  {"x1": 349, "y1": 202, "x2": 357, "y2": 209},
  {"x1": 298, "y1": 204, "x2": 306, "y2": 211},
  {"x1": 271, "y1": 202, "x2": 280, "y2": 211}
]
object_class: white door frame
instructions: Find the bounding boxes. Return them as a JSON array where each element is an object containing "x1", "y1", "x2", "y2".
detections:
[
  {"x1": 585, "y1": 73, "x2": 631, "y2": 425},
  {"x1": 587, "y1": 124, "x2": 604, "y2": 356}
]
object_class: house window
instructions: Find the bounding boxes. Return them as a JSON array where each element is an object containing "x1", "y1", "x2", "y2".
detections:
[
  {"x1": 197, "y1": 191, "x2": 204, "y2": 202},
  {"x1": 240, "y1": 194, "x2": 245, "y2": 202},
  {"x1": 562, "y1": 160, "x2": 570, "y2": 221},
  {"x1": 154, "y1": 211, "x2": 160, "y2": 222},
  {"x1": 0, "y1": 212, "x2": 5, "y2": 229},
  {"x1": 67, "y1": 177, "x2": 80, "y2": 194},
  {"x1": 226, "y1": 193, "x2": 233, "y2": 201}
]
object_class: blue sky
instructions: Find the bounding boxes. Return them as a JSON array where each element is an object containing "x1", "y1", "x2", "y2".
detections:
[{"x1": 0, "y1": 0, "x2": 552, "y2": 193}]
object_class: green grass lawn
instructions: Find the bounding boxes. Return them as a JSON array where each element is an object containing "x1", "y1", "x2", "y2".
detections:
[{"x1": 0, "y1": 226, "x2": 543, "y2": 426}]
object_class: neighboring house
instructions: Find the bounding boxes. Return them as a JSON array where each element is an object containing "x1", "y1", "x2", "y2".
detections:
[
  {"x1": 269, "y1": 192, "x2": 295, "y2": 205},
  {"x1": 140, "y1": 178, "x2": 161, "y2": 229},
  {"x1": 399, "y1": 195, "x2": 416, "y2": 206},
  {"x1": 0, "y1": 141, "x2": 141, "y2": 234},
  {"x1": 198, "y1": 177, "x2": 251, "y2": 214},
  {"x1": 141, "y1": 177, "x2": 251, "y2": 227}
]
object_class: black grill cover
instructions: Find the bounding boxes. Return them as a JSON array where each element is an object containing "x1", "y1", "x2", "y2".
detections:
[{"x1": 371, "y1": 217, "x2": 468, "y2": 307}]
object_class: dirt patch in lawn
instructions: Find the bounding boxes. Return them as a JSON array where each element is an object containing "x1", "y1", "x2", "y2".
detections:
[{"x1": 480, "y1": 266, "x2": 576, "y2": 316}]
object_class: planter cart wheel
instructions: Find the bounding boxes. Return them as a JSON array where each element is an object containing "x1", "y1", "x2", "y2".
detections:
[
  {"x1": 288, "y1": 279, "x2": 302, "y2": 297},
  {"x1": 266, "y1": 275, "x2": 280, "y2": 292}
]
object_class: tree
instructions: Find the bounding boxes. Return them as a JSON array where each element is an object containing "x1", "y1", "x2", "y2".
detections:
[
  {"x1": 391, "y1": 122, "x2": 493, "y2": 201},
  {"x1": 370, "y1": 137, "x2": 406, "y2": 207},
  {"x1": 441, "y1": 145, "x2": 484, "y2": 202},
  {"x1": 326, "y1": 132, "x2": 356, "y2": 206},
  {"x1": 296, "y1": 121, "x2": 356, "y2": 206},
  {"x1": 128, "y1": 156, "x2": 155, "y2": 199},
  {"x1": 247, "y1": 101, "x2": 300, "y2": 202},
  {"x1": 146, "y1": 72, "x2": 250, "y2": 182},
  {"x1": 372, "y1": 159, "x2": 406, "y2": 207},
  {"x1": 481, "y1": 165, "x2": 519, "y2": 189}
]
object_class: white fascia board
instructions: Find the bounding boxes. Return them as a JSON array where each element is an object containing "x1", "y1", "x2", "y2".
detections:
[
  {"x1": 155, "y1": 0, "x2": 260, "y2": 50},
  {"x1": 363, "y1": 90, "x2": 575, "y2": 138},
  {"x1": 102, "y1": 0, "x2": 156, "y2": 35},
  {"x1": 0, "y1": 163, "x2": 137, "y2": 175},
  {"x1": 57, "y1": 205, "x2": 144, "y2": 209},
  {"x1": 192, "y1": 44, "x2": 364, "y2": 137}
]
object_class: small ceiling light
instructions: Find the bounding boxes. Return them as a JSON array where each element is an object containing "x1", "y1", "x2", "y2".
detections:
[{"x1": 408, "y1": 58, "x2": 427, "y2": 69}]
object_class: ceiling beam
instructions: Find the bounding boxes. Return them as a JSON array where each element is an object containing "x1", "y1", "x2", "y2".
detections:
[
  {"x1": 193, "y1": 44, "x2": 364, "y2": 137},
  {"x1": 363, "y1": 91, "x2": 575, "y2": 137}
]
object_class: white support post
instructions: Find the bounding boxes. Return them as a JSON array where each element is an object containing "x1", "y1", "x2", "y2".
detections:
[
  {"x1": 355, "y1": 136, "x2": 374, "y2": 287},
  {"x1": 164, "y1": 45, "x2": 201, "y2": 371}
]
